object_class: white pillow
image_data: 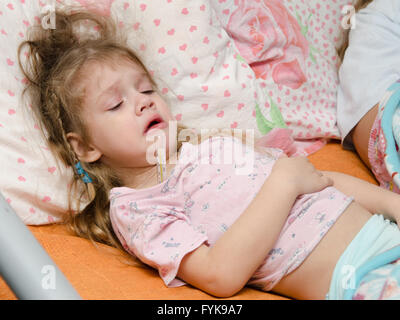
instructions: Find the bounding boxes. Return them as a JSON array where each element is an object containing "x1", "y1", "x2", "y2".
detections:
[
  {"x1": 109, "y1": 0, "x2": 263, "y2": 134},
  {"x1": 0, "y1": 1, "x2": 80, "y2": 225}
]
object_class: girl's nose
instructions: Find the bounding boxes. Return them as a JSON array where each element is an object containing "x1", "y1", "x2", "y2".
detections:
[{"x1": 136, "y1": 94, "x2": 154, "y2": 114}]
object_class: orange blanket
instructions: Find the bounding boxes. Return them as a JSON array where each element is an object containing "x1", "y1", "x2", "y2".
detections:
[{"x1": 0, "y1": 141, "x2": 376, "y2": 300}]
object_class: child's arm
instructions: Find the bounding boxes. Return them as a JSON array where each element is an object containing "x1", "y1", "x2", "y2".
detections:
[
  {"x1": 177, "y1": 157, "x2": 333, "y2": 297},
  {"x1": 322, "y1": 171, "x2": 400, "y2": 223}
]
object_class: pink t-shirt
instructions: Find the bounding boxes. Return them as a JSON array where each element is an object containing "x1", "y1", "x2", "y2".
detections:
[{"x1": 109, "y1": 136, "x2": 353, "y2": 291}]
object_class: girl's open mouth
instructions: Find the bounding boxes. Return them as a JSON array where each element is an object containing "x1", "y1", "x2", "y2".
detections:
[{"x1": 144, "y1": 116, "x2": 167, "y2": 134}]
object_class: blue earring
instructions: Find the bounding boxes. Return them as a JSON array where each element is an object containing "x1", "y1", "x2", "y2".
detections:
[{"x1": 75, "y1": 161, "x2": 93, "y2": 184}]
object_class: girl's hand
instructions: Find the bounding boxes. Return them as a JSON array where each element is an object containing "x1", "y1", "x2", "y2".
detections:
[{"x1": 269, "y1": 156, "x2": 334, "y2": 197}]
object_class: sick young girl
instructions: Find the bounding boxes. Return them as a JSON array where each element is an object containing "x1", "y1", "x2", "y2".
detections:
[
  {"x1": 337, "y1": 0, "x2": 400, "y2": 192},
  {"x1": 18, "y1": 7, "x2": 400, "y2": 300}
]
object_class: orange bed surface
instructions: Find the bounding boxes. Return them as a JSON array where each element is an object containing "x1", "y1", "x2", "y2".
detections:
[{"x1": 0, "y1": 141, "x2": 377, "y2": 300}]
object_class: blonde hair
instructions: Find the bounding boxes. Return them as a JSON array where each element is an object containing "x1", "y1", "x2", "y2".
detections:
[
  {"x1": 17, "y1": 6, "x2": 165, "y2": 261},
  {"x1": 338, "y1": 0, "x2": 374, "y2": 62}
]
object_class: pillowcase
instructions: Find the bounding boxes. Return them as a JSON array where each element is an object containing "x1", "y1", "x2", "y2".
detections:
[
  {"x1": 211, "y1": 0, "x2": 353, "y2": 140},
  {"x1": 108, "y1": 0, "x2": 261, "y2": 134},
  {"x1": 0, "y1": 0, "x2": 80, "y2": 225}
]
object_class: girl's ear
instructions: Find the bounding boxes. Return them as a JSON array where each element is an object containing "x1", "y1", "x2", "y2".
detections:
[{"x1": 66, "y1": 132, "x2": 102, "y2": 163}]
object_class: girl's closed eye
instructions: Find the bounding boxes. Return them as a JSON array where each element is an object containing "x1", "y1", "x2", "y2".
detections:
[{"x1": 109, "y1": 101, "x2": 123, "y2": 111}]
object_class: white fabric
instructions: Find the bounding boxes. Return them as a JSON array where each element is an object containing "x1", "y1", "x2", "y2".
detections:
[
  {"x1": 0, "y1": 0, "x2": 82, "y2": 225},
  {"x1": 337, "y1": 0, "x2": 400, "y2": 149}
]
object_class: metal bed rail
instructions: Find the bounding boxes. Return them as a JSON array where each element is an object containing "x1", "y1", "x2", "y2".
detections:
[{"x1": 0, "y1": 192, "x2": 81, "y2": 300}]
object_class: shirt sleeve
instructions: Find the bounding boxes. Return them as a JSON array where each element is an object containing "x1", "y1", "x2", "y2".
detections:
[{"x1": 110, "y1": 205, "x2": 208, "y2": 287}]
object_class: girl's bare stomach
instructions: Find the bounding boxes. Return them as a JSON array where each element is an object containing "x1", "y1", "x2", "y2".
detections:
[{"x1": 272, "y1": 201, "x2": 372, "y2": 299}]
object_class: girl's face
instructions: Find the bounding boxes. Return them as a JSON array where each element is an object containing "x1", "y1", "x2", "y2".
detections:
[{"x1": 68, "y1": 56, "x2": 175, "y2": 172}]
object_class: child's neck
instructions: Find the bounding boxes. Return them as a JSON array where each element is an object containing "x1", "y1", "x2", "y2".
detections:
[
  {"x1": 125, "y1": 150, "x2": 179, "y2": 190},
  {"x1": 129, "y1": 162, "x2": 177, "y2": 189}
]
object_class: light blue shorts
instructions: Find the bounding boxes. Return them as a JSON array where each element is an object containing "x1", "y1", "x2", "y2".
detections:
[{"x1": 326, "y1": 214, "x2": 400, "y2": 300}]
